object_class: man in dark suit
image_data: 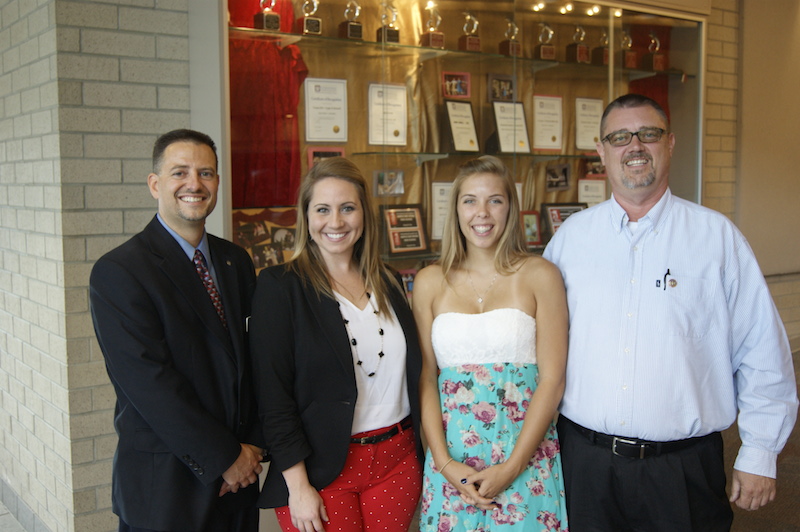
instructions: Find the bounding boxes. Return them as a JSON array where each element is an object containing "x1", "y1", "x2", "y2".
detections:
[{"x1": 90, "y1": 129, "x2": 262, "y2": 532}]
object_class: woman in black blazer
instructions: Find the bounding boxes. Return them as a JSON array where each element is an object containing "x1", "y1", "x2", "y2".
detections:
[{"x1": 250, "y1": 157, "x2": 423, "y2": 531}]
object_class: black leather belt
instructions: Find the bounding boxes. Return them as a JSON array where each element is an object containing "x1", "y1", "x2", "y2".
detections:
[
  {"x1": 350, "y1": 417, "x2": 412, "y2": 445},
  {"x1": 562, "y1": 416, "x2": 715, "y2": 459}
]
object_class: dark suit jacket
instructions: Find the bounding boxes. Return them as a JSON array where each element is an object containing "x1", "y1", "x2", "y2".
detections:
[
  {"x1": 250, "y1": 265, "x2": 424, "y2": 508},
  {"x1": 89, "y1": 216, "x2": 259, "y2": 531}
]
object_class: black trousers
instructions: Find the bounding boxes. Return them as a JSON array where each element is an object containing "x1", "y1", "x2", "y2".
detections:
[
  {"x1": 558, "y1": 416, "x2": 734, "y2": 532},
  {"x1": 118, "y1": 506, "x2": 258, "y2": 532}
]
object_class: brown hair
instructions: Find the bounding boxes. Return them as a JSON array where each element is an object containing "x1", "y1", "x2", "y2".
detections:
[
  {"x1": 287, "y1": 157, "x2": 400, "y2": 314},
  {"x1": 439, "y1": 155, "x2": 527, "y2": 278},
  {"x1": 600, "y1": 93, "x2": 670, "y2": 137}
]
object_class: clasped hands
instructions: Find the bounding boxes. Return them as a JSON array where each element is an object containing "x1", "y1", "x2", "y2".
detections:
[
  {"x1": 441, "y1": 459, "x2": 518, "y2": 511},
  {"x1": 219, "y1": 443, "x2": 264, "y2": 496}
]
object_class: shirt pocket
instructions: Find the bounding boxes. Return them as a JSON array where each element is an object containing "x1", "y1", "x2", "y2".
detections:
[{"x1": 663, "y1": 276, "x2": 714, "y2": 338}]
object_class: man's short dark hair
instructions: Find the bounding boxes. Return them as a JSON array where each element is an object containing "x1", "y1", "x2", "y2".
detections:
[
  {"x1": 152, "y1": 129, "x2": 218, "y2": 174},
  {"x1": 600, "y1": 94, "x2": 670, "y2": 137}
]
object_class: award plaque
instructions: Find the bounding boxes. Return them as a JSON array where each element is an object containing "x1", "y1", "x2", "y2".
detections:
[
  {"x1": 253, "y1": 0, "x2": 281, "y2": 31},
  {"x1": 592, "y1": 28, "x2": 609, "y2": 66},
  {"x1": 457, "y1": 12, "x2": 480, "y2": 52},
  {"x1": 419, "y1": 1, "x2": 444, "y2": 49},
  {"x1": 641, "y1": 32, "x2": 666, "y2": 71},
  {"x1": 534, "y1": 23, "x2": 556, "y2": 61},
  {"x1": 499, "y1": 18, "x2": 522, "y2": 57},
  {"x1": 376, "y1": 3, "x2": 400, "y2": 44},
  {"x1": 566, "y1": 25, "x2": 590, "y2": 63},
  {"x1": 296, "y1": 0, "x2": 322, "y2": 35},
  {"x1": 619, "y1": 29, "x2": 637, "y2": 69},
  {"x1": 338, "y1": 1, "x2": 363, "y2": 40}
]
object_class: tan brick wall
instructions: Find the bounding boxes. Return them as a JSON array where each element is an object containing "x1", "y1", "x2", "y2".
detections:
[
  {"x1": 0, "y1": 1, "x2": 190, "y2": 531},
  {"x1": 703, "y1": 0, "x2": 739, "y2": 218},
  {"x1": 704, "y1": 0, "x2": 799, "y2": 348}
]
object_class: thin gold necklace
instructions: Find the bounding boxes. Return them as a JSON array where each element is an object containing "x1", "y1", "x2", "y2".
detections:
[{"x1": 467, "y1": 270, "x2": 499, "y2": 304}]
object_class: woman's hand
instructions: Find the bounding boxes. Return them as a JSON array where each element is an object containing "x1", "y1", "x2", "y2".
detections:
[
  {"x1": 463, "y1": 461, "x2": 520, "y2": 501},
  {"x1": 441, "y1": 460, "x2": 497, "y2": 511},
  {"x1": 287, "y1": 482, "x2": 328, "y2": 532}
]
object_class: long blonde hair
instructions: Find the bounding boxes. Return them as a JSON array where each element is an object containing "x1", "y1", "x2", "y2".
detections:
[
  {"x1": 287, "y1": 157, "x2": 400, "y2": 314},
  {"x1": 439, "y1": 156, "x2": 528, "y2": 278}
]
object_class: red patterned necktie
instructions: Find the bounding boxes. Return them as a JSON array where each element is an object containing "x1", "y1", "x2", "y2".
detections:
[{"x1": 193, "y1": 249, "x2": 228, "y2": 328}]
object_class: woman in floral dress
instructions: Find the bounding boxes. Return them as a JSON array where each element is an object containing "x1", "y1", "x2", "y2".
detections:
[{"x1": 413, "y1": 156, "x2": 569, "y2": 531}]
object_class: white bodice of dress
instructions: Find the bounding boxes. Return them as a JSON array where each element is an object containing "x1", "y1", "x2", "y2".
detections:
[{"x1": 431, "y1": 308, "x2": 536, "y2": 368}]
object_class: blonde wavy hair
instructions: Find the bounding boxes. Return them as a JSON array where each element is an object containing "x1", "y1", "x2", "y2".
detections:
[{"x1": 439, "y1": 155, "x2": 528, "y2": 278}]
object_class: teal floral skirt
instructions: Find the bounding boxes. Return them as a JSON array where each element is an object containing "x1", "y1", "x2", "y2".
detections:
[{"x1": 419, "y1": 363, "x2": 568, "y2": 532}]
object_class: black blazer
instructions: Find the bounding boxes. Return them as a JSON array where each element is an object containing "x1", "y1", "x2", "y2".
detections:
[
  {"x1": 89, "y1": 216, "x2": 260, "y2": 530},
  {"x1": 250, "y1": 265, "x2": 423, "y2": 508}
]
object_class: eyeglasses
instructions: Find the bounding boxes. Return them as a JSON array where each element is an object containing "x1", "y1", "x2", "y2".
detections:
[{"x1": 601, "y1": 127, "x2": 666, "y2": 147}]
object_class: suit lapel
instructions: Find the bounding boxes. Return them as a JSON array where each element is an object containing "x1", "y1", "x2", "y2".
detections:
[{"x1": 144, "y1": 218, "x2": 235, "y2": 361}]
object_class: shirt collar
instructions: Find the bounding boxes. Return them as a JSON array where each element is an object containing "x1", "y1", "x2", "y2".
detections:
[
  {"x1": 156, "y1": 213, "x2": 211, "y2": 262},
  {"x1": 609, "y1": 188, "x2": 673, "y2": 233}
]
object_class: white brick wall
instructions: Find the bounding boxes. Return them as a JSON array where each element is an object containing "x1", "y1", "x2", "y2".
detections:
[{"x1": 0, "y1": 1, "x2": 190, "y2": 531}]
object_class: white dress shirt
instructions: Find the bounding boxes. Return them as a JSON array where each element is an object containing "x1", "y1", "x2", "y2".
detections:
[{"x1": 544, "y1": 189, "x2": 798, "y2": 478}]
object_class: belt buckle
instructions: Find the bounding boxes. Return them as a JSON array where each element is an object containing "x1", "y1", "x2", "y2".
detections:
[{"x1": 612, "y1": 436, "x2": 645, "y2": 459}]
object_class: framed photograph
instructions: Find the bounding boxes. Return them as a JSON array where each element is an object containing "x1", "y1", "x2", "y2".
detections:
[
  {"x1": 232, "y1": 207, "x2": 298, "y2": 273},
  {"x1": 520, "y1": 211, "x2": 542, "y2": 246},
  {"x1": 488, "y1": 73, "x2": 516, "y2": 102},
  {"x1": 541, "y1": 203, "x2": 588, "y2": 237},
  {"x1": 373, "y1": 169, "x2": 405, "y2": 197},
  {"x1": 380, "y1": 204, "x2": 429, "y2": 257},
  {"x1": 545, "y1": 163, "x2": 571, "y2": 191},
  {"x1": 442, "y1": 71, "x2": 471, "y2": 99},
  {"x1": 307, "y1": 146, "x2": 345, "y2": 168}
]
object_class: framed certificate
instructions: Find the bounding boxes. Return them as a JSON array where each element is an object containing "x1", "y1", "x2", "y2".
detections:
[
  {"x1": 533, "y1": 94, "x2": 563, "y2": 151},
  {"x1": 493, "y1": 101, "x2": 531, "y2": 153},
  {"x1": 541, "y1": 202, "x2": 587, "y2": 238},
  {"x1": 520, "y1": 211, "x2": 542, "y2": 246},
  {"x1": 431, "y1": 181, "x2": 453, "y2": 240},
  {"x1": 380, "y1": 204, "x2": 429, "y2": 256},
  {"x1": 304, "y1": 78, "x2": 347, "y2": 142},
  {"x1": 368, "y1": 83, "x2": 407, "y2": 146},
  {"x1": 445, "y1": 101, "x2": 479, "y2": 152}
]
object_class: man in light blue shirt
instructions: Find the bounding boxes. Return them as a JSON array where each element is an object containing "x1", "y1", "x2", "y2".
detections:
[{"x1": 544, "y1": 94, "x2": 797, "y2": 531}]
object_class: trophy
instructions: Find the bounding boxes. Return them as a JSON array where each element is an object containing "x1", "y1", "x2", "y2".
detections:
[
  {"x1": 376, "y1": 2, "x2": 400, "y2": 44},
  {"x1": 499, "y1": 18, "x2": 521, "y2": 57},
  {"x1": 641, "y1": 32, "x2": 666, "y2": 71},
  {"x1": 534, "y1": 23, "x2": 556, "y2": 61},
  {"x1": 296, "y1": 0, "x2": 322, "y2": 35},
  {"x1": 419, "y1": 2, "x2": 444, "y2": 49},
  {"x1": 254, "y1": 0, "x2": 281, "y2": 31},
  {"x1": 592, "y1": 28, "x2": 609, "y2": 66},
  {"x1": 338, "y1": 1, "x2": 363, "y2": 40},
  {"x1": 458, "y1": 12, "x2": 480, "y2": 52},
  {"x1": 619, "y1": 29, "x2": 637, "y2": 69},
  {"x1": 566, "y1": 25, "x2": 590, "y2": 63}
]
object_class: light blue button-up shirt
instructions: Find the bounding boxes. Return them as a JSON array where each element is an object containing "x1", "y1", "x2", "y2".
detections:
[
  {"x1": 544, "y1": 189, "x2": 798, "y2": 478},
  {"x1": 156, "y1": 214, "x2": 220, "y2": 286}
]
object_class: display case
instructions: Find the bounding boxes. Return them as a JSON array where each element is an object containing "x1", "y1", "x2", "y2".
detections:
[{"x1": 201, "y1": 0, "x2": 704, "y2": 267}]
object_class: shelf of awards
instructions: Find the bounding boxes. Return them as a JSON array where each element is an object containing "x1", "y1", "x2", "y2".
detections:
[
  {"x1": 230, "y1": 27, "x2": 693, "y2": 85},
  {"x1": 350, "y1": 151, "x2": 600, "y2": 166},
  {"x1": 229, "y1": 26, "x2": 515, "y2": 66}
]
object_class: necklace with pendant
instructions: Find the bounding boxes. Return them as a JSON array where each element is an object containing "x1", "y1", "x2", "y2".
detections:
[
  {"x1": 340, "y1": 294, "x2": 385, "y2": 377},
  {"x1": 467, "y1": 270, "x2": 499, "y2": 304}
]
